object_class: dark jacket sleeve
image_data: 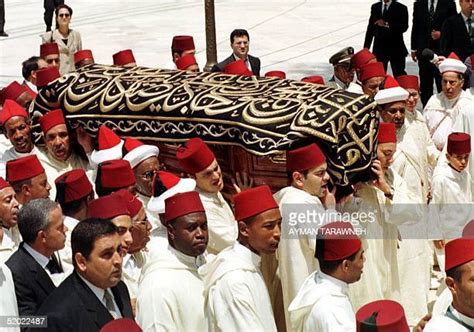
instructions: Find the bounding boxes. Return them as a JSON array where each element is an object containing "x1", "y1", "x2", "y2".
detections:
[
  {"x1": 410, "y1": 1, "x2": 419, "y2": 51},
  {"x1": 440, "y1": 16, "x2": 453, "y2": 56},
  {"x1": 387, "y1": 3, "x2": 408, "y2": 35},
  {"x1": 364, "y1": 4, "x2": 376, "y2": 49}
]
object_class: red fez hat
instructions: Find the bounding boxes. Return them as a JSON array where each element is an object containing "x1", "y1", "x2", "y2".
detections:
[
  {"x1": 224, "y1": 60, "x2": 253, "y2": 77},
  {"x1": 39, "y1": 109, "x2": 65, "y2": 134},
  {"x1": 0, "y1": 81, "x2": 27, "y2": 105},
  {"x1": 40, "y1": 42, "x2": 59, "y2": 57},
  {"x1": 100, "y1": 318, "x2": 142, "y2": 332},
  {"x1": 265, "y1": 71, "x2": 286, "y2": 79},
  {"x1": 123, "y1": 137, "x2": 159, "y2": 169},
  {"x1": 36, "y1": 67, "x2": 60, "y2": 88},
  {"x1": 0, "y1": 100, "x2": 28, "y2": 126},
  {"x1": 55, "y1": 169, "x2": 93, "y2": 204},
  {"x1": 176, "y1": 138, "x2": 215, "y2": 174},
  {"x1": 113, "y1": 189, "x2": 143, "y2": 218},
  {"x1": 447, "y1": 132, "x2": 471, "y2": 155},
  {"x1": 301, "y1": 75, "x2": 325, "y2": 85},
  {"x1": 286, "y1": 143, "x2": 326, "y2": 172},
  {"x1": 233, "y1": 185, "x2": 279, "y2": 221},
  {"x1": 164, "y1": 191, "x2": 204, "y2": 223},
  {"x1": 462, "y1": 220, "x2": 474, "y2": 238},
  {"x1": 377, "y1": 123, "x2": 397, "y2": 144},
  {"x1": 445, "y1": 239, "x2": 474, "y2": 271},
  {"x1": 0, "y1": 177, "x2": 11, "y2": 190},
  {"x1": 397, "y1": 75, "x2": 419, "y2": 91},
  {"x1": 356, "y1": 300, "x2": 409, "y2": 332},
  {"x1": 171, "y1": 35, "x2": 195, "y2": 52},
  {"x1": 148, "y1": 171, "x2": 196, "y2": 214},
  {"x1": 359, "y1": 62, "x2": 385, "y2": 82},
  {"x1": 90, "y1": 125, "x2": 124, "y2": 166},
  {"x1": 74, "y1": 49, "x2": 94, "y2": 65},
  {"x1": 97, "y1": 160, "x2": 135, "y2": 191},
  {"x1": 6, "y1": 155, "x2": 45, "y2": 182},
  {"x1": 88, "y1": 194, "x2": 130, "y2": 219},
  {"x1": 113, "y1": 49, "x2": 136, "y2": 66},
  {"x1": 176, "y1": 54, "x2": 198, "y2": 70},
  {"x1": 351, "y1": 48, "x2": 376, "y2": 70},
  {"x1": 316, "y1": 222, "x2": 361, "y2": 261}
]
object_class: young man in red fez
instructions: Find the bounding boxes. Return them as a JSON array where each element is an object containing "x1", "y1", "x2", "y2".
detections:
[
  {"x1": 0, "y1": 177, "x2": 20, "y2": 263},
  {"x1": 176, "y1": 54, "x2": 199, "y2": 72},
  {"x1": 113, "y1": 189, "x2": 151, "y2": 316},
  {"x1": 356, "y1": 299, "x2": 410, "y2": 331},
  {"x1": 342, "y1": 122, "x2": 423, "y2": 313},
  {"x1": 424, "y1": 238, "x2": 474, "y2": 331},
  {"x1": 353, "y1": 61, "x2": 386, "y2": 97},
  {"x1": 176, "y1": 137, "x2": 238, "y2": 254},
  {"x1": 113, "y1": 49, "x2": 137, "y2": 68},
  {"x1": 38, "y1": 109, "x2": 89, "y2": 200},
  {"x1": 200, "y1": 185, "x2": 280, "y2": 331},
  {"x1": 347, "y1": 48, "x2": 377, "y2": 94},
  {"x1": 21, "y1": 56, "x2": 48, "y2": 97},
  {"x1": 273, "y1": 142, "x2": 336, "y2": 328},
  {"x1": 166, "y1": 35, "x2": 196, "y2": 69},
  {"x1": 0, "y1": 81, "x2": 33, "y2": 108},
  {"x1": 40, "y1": 42, "x2": 60, "y2": 69},
  {"x1": 137, "y1": 191, "x2": 208, "y2": 331},
  {"x1": 431, "y1": 132, "x2": 472, "y2": 239},
  {"x1": 88, "y1": 194, "x2": 133, "y2": 257},
  {"x1": 378, "y1": 76, "x2": 439, "y2": 325},
  {"x1": 212, "y1": 29, "x2": 261, "y2": 76},
  {"x1": 55, "y1": 168, "x2": 94, "y2": 273},
  {"x1": 95, "y1": 159, "x2": 136, "y2": 197},
  {"x1": 288, "y1": 221, "x2": 364, "y2": 331},
  {"x1": 0, "y1": 100, "x2": 42, "y2": 165},
  {"x1": 6, "y1": 154, "x2": 51, "y2": 205},
  {"x1": 74, "y1": 49, "x2": 94, "y2": 69}
]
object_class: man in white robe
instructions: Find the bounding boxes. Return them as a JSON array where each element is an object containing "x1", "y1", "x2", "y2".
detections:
[
  {"x1": 288, "y1": 221, "x2": 364, "y2": 332},
  {"x1": 36, "y1": 109, "x2": 89, "y2": 200},
  {"x1": 382, "y1": 75, "x2": 437, "y2": 326},
  {"x1": 425, "y1": 238, "x2": 474, "y2": 331},
  {"x1": 452, "y1": 103, "x2": 474, "y2": 195},
  {"x1": 424, "y1": 53, "x2": 472, "y2": 151},
  {"x1": 273, "y1": 143, "x2": 336, "y2": 329},
  {"x1": 163, "y1": 35, "x2": 196, "y2": 70},
  {"x1": 0, "y1": 177, "x2": 20, "y2": 264},
  {"x1": 54, "y1": 169, "x2": 94, "y2": 273},
  {"x1": 177, "y1": 138, "x2": 237, "y2": 254},
  {"x1": 0, "y1": 263, "x2": 19, "y2": 332},
  {"x1": 200, "y1": 185, "x2": 279, "y2": 332},
  {"x1": 136, "y1": 191, "x2": 208, "y2": 331}
]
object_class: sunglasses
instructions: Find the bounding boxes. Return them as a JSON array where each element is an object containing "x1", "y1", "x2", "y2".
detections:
[{"x1": 58, "y1": 13, "x2": 70, "y2": 18}]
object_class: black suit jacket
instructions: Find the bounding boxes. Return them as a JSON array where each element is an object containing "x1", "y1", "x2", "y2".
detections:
[
  {"x1": 5, "y1": 243, "x2": 56, "y2": 316},
  {"x1": 364, "y1": 1, "x2": 409, "y2": 57},
  {"x1": 440, "y1": 13, "x2": 474, "y2": 61},
  {"x1": 35, "y1": 272, "x2": 133, "y2": 332},
  {"x1": 211, "y1": 54, "x2": 261, "y2": 76},
  {"x1": 411, "y1": 0, "x2": 457, "y2": 53}
]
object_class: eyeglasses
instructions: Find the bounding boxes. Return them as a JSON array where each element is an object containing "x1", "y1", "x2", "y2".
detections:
[
  {"x1": 58, "y1": 13, "x2": 70, "y2": 18},
  {"x1": 140, "y1": 165, "x2": 166, "y2": 180},
  {"x1": 46, "y1": 58, "x2": 59, "y2": 65}
]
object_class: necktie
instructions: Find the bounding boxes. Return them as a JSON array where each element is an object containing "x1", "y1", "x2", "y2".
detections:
[
  {"x1": 103, "y1": 290, "x2": 118, "y2": 319},
  {"x1": 429, "y1": 0, "x2": 435, "y2": 21},
  {"x1": 468, "y1": 17, "x2": 474, "y2": 46},
  {"x1": 382, "y1": 4, "x2": 388, "y2": 19},
  {"x1": 46, "y1": 255, "x2": 61, "y2": 274}
]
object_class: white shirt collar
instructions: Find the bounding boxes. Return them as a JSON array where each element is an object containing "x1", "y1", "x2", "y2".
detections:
[
  {"x1": 78, "y1": 272, "x2": 105, "y2": 303},
  {"x1": 1, "y1": 227, "x2": 14, "y2": 248},
  {"x1": 234, "y1": 241, "x2": 261, "y2": 269},
  {"x1": 450, "y1": 305, "x2": 474, "y2": 328},
  {"x1": 23, "y1": 243, "x2": 50, "y2": 269},
  {"x1": 319, "y1": 271, "x2": 350, "y2": 295},
  {"x1": 168, "y1": 245, "x2": 205, "y2": 268},
  {"x1": 382, "y1": 0, "x2": 392, "y2": 8},
  {"x1": 461, "y1": 12, "x2": 472, "y2": 23},
  {"x1": 24, "y1": 80, "x2": 38, "y2": 93}
]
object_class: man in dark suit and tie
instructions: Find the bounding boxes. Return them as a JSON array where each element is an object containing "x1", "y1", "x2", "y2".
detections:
[
  {"x1": 6, "y1": 199, "x2": 66, "y2": 315},
  {"x1": 36, "y1": 218, "x2": 133, "y2": 331},
  {"x1": 411, "y1": 0, "x2": 457, "y2": 106},
  {"x1": 440, "y1": 0, "x2": 474, "y2": 62},
  {"x1": 364, "y1": 0, "x2": 409, "y2": 78},
  {"x1": 211, "y1": 29, "x2": 261, "y2": 76}
]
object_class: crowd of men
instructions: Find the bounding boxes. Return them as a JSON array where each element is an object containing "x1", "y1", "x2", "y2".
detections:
[{"x1": 1, "y1": 0, "x2": 474, "y2": 331}]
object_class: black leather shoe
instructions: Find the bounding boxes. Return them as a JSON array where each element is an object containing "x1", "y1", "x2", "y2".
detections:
[{"x1": 0, "y1": 31, "x2": 8, "y2": 37}]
